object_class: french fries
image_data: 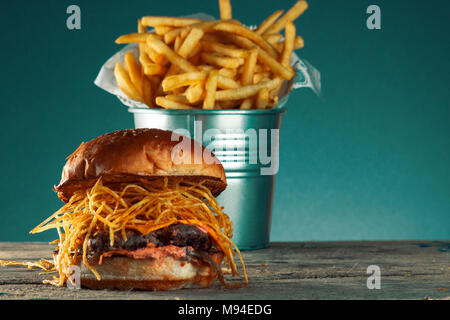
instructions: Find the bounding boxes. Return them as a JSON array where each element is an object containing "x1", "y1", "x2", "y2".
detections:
[
  {"x1": 114, "y1": 62, "x2": 144, "y2": 103},
  {"x1": 215, "y1": 78, "x2": 282, "y2": 101},
  {"x1": 178, "y1": 28, "x2": 204, "y2": 58},
  {"x1": 256, "y1": 87, "x2": 269, "y2": 109},
  {"x1": 113, "y1": 0, "x2": 308, "y2": 109},
  {"x1": 213, "y1": 22, "x2": 279, "y2": 58},
  {"x1": 146, "y1": 35, "x2": 198, "y2": 73},
  {"x1": 203, "y1": 70, "x2": 219, "y2": 109},
  {"x1": 263, "y1": 0, "x2": 308, "y2": 34},
  {"x1": 264, "y1": 33, "x2": 283, "y2": 45},
  {"x1": 256, "y1": 47, "x2": 294, "y2": 80},
  {"x1": 219, "y1": 0, "x2": 233, "y2": 20},
  {"x1": 201, "y1": 52, "x2": 244, "y2": 69},
  {"x1": 185, "y1": 83, "x2": 204, "y2": 103},
  {"x1": 241, "y1": 48, "x2": 258, "y2": 86},
  {"x1": 143, "y1": 63, "x2": 167, "y2": 76},
  {"x1": 202, "y1": 40, "x2": 248, "y2": 58},
  {"x1": 155, "y1": 96, "x2": 194, "y2": 109},
  {"x1": 124, "y1": 52, "x2": 144, "y2": 96},
  {"x1": 240, "y1": 98, "x2": 253, "y2": 110},
  {"x1": 217, "y1": 76, "x2": 240, "y2": 89},
  {"x1": 256, "y1": 10, "x2": 284, "y2": 35},
  {"x1": 280, "y1": 22, "x2": 296, "y2": 68},
  {"x1": 142, "y1": 76, "x2": 153, "y2": 107},
  {"x1": 162, "y1": 72, "x2": 207, "y2": 92},
  {"x1": 141, "y1": 17, "x2": 201, "y2": 27}
]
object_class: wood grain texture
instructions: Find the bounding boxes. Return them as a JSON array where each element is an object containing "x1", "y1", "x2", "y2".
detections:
[{"x1": 0, "y1": 241, "x2": 448, "y2": 300}]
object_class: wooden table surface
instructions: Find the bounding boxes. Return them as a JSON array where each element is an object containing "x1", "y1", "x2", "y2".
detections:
[{"x1": 0, "y1": 241, "x2": 448, "y2": 300}]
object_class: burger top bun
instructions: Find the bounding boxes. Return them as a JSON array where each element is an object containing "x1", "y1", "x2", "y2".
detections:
[{"x1": 55, "y1": 128, "x2": 227, "y2": 202}]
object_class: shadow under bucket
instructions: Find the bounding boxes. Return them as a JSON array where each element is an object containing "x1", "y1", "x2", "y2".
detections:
[{"x1": 129, "y1": 107, "x2": 287, "y2": 250}]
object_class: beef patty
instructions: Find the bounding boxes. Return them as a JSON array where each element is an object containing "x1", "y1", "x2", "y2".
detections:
[{"x1": 85, "y1": 224, "x2": 211, "y2": 255}]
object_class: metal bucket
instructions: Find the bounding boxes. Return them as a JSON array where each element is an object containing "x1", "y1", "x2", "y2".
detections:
[{"x1": 129, "y1": 107, "x2": 287, "y2": 250}]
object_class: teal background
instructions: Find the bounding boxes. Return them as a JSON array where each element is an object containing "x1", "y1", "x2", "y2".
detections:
[{"x1": 0, "y1": 1, "x2": 449, "y2": 241}]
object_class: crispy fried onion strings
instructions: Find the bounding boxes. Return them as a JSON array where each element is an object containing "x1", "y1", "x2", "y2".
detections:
[{"x1": 29, "y1": 178, "x2": 248, "y2": 288}]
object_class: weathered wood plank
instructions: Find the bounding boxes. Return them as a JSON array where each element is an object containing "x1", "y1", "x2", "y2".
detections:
[{"x1": 0, "y1": 241, "x2": 448, "y2": 300}]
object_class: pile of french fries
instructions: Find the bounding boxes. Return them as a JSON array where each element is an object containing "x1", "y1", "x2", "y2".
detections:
[{"x1": 114, "y1": 0, "x2": 308, "y2": 110}]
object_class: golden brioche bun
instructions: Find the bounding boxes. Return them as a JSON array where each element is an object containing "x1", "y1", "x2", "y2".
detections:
[{"x1": 55, "y1": 128, "x2": 227, "y2": 202}]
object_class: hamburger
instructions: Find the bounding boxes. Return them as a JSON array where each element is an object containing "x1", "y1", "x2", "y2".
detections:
[{"x1": 30, "y1": 128, "x2": 247, "y2": 290}]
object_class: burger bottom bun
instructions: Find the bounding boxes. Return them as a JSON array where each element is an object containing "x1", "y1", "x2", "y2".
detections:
[{"x1": 74, "y1": 252, "x2": 224, "y2": 291}]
